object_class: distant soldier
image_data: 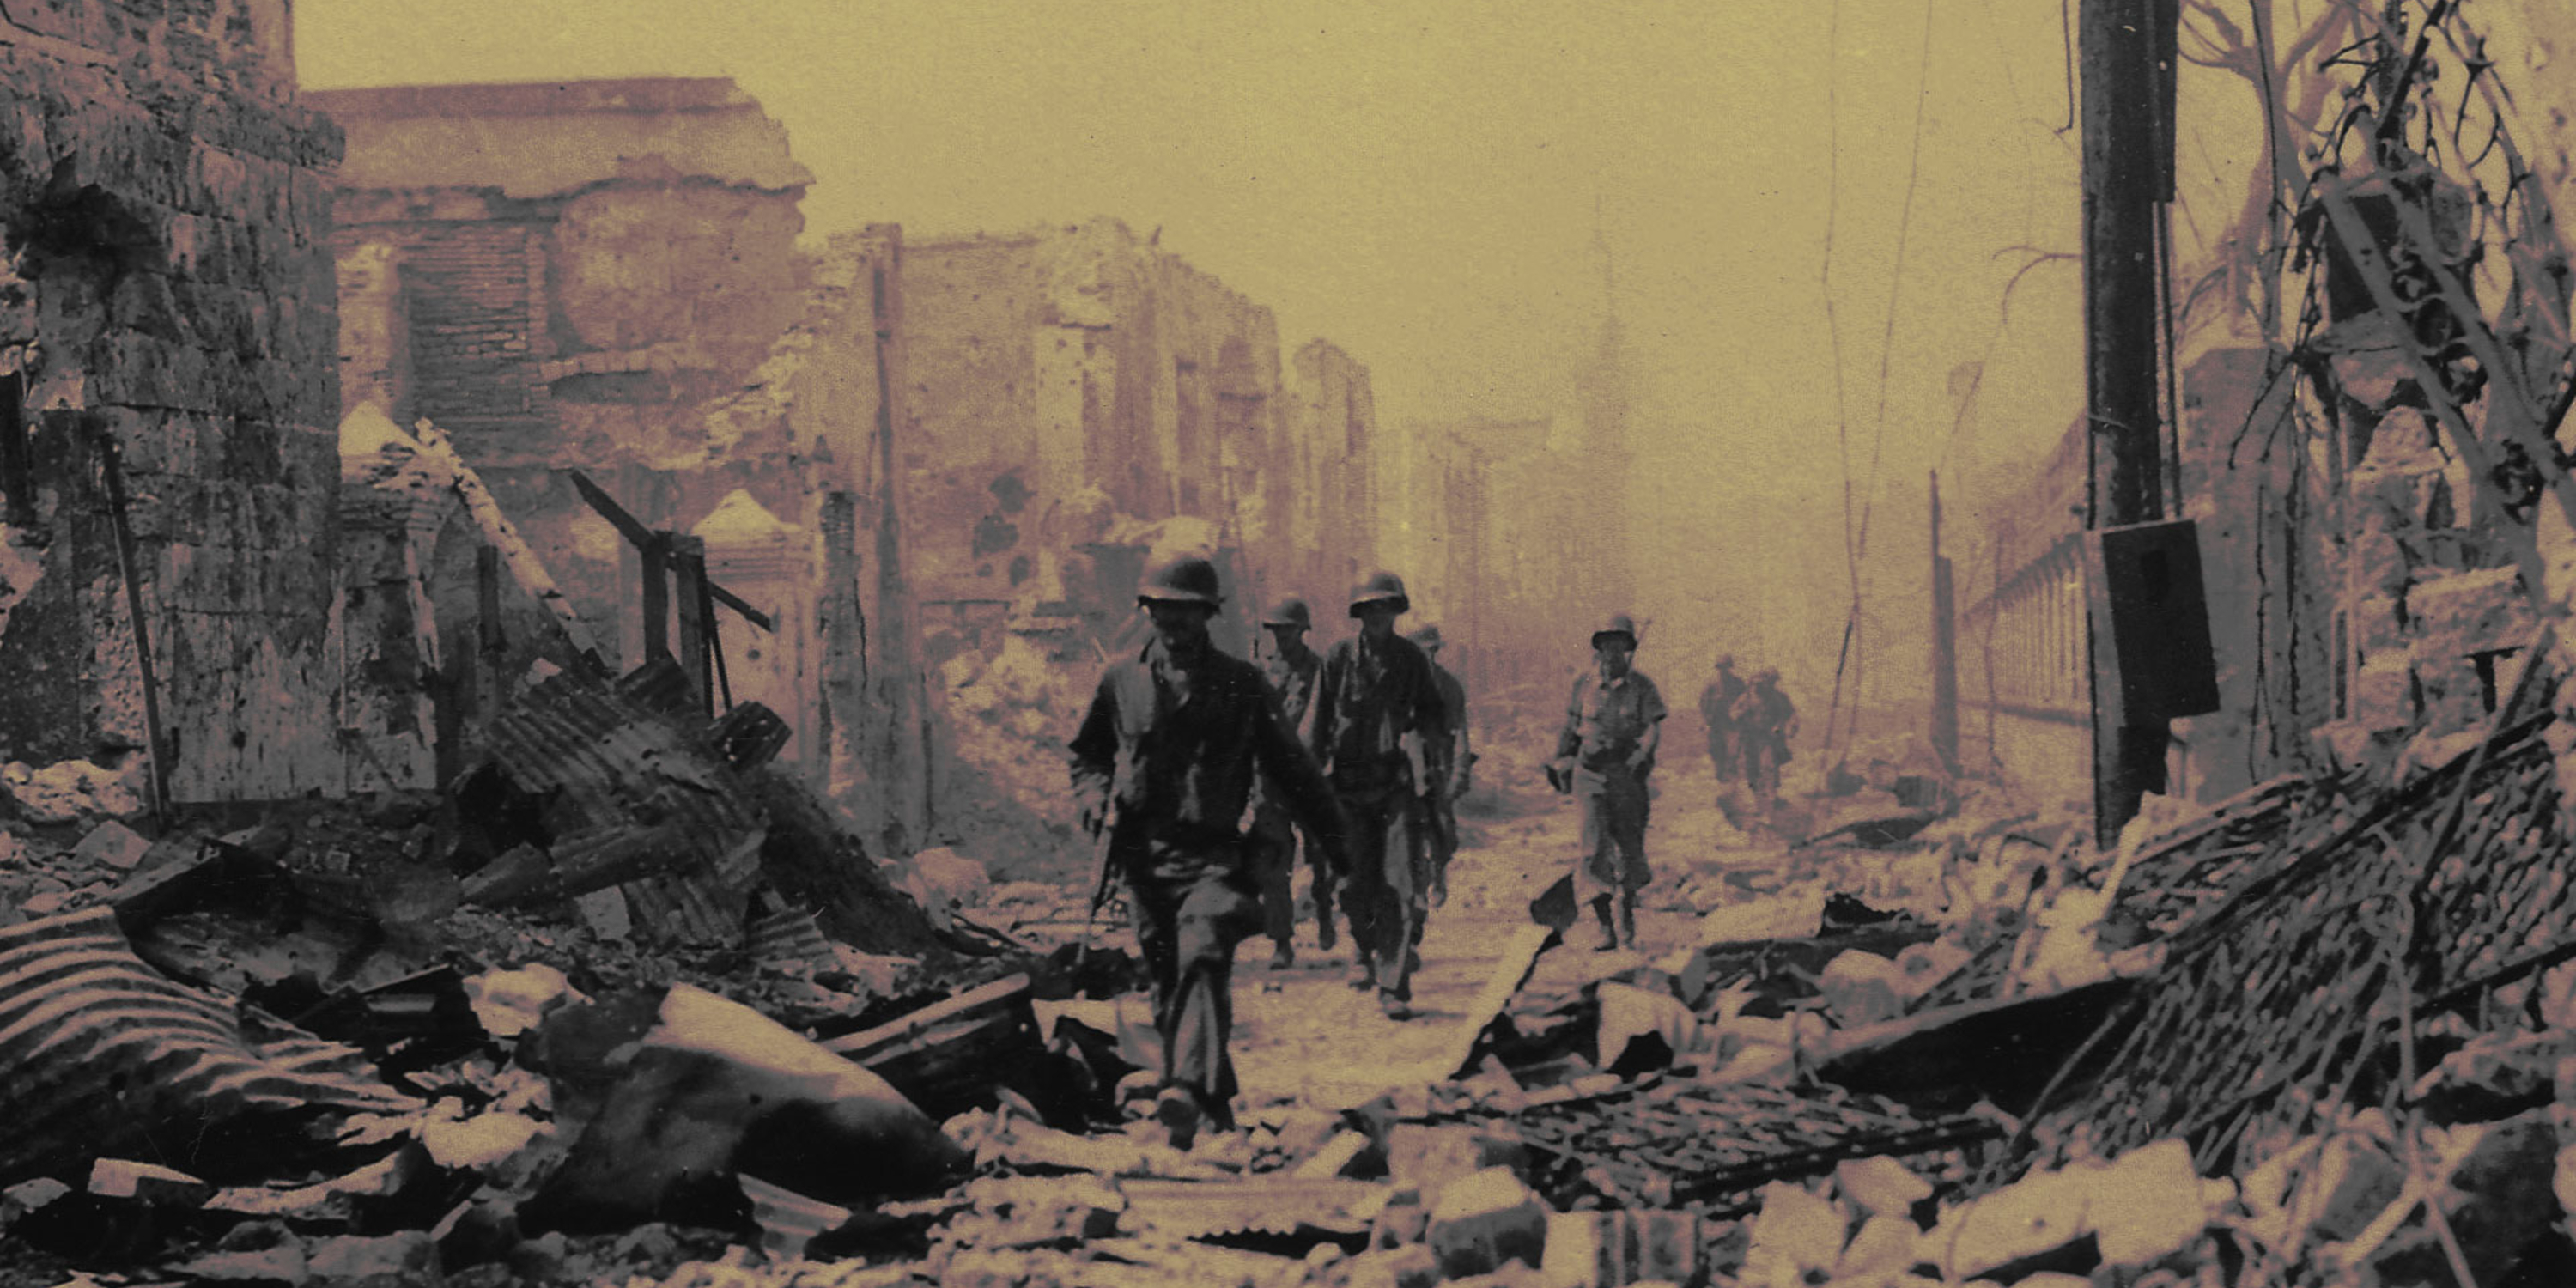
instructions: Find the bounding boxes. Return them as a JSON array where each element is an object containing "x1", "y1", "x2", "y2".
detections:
[
  {"x1": 1070, "y1": 556, "x2": 1348, "y2": 1148},
  {"x1": 1407, "y1": 624, "x2": 1476, "y2": 908},
  {"x1": 1249, "y1": 595, "x2": 1327, "y2": 966},
  {"x1": 1698, "y1": 654, "x2": 1748, "y2": 788},
  {"x1": 1311, "y1": 571, "x2": 1449, "y2": 1018},
  {"x1": 1733, "y1": 667, "x2": 1798, "y2": 806},
  {"x1": 1549, "y1": 613, "x2": 1666, "y2": 951}
]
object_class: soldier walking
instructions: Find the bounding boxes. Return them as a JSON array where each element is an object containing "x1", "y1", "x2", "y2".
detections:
[
  {"x1": 1733, "y1": 666, "x2": 1798, "y2": 808},
  {"x1": 1407, "y1": 624, "x2": 1474, "y2": 908},
  {"x1": 1249, "y1": 595, "x2": 1327, "y2": 966},
  {"x1": 1311, "y1": 571, "x2": 1449, "y2": 1019},
  {"x1": 1548, "y1": 614, "x2": 1667, "y2": 951},
  {"x1": 1069, "y1": 556, "x2": 1348, "y2": 1147},
  {"x1": 1698, "y1": 654, "x2": 1747, "y2": 790}
]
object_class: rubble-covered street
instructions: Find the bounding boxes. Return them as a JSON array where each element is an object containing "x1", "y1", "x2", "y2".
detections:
[{"x1": 16, "y1": 0, "x2": 2576, "y2": 1285}]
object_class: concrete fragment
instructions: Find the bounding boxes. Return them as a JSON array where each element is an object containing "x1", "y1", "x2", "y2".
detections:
[
  {"x1": 1426, "y1": 1167, "x2": 1549, "y2": 1279},
  {"x1": 1835, "y1": 1213, "x2": 1919, "y2": 1279},
  {"x1": 86, "y1": 1158, "x2": 210, "y2": 1204},
  {"x1": 463, "y1": 963, "x2": 581, "y2": 1039},
  {"x1": 3, "y1": 758, "x2": 146, "y2": 825},
  {"x1": 1387, "y1": 1123, "x2": 1530, "y2": 1199},
  {"x1": 2087, "y1": 1139, "x2": 2221, "y2": 1267},
  {"x1": 305, "y1": 1230, "x2": 440, "y2": 1285},
  {"x1": 70, "y1": 821, "x2": 153, "y2": 872},
  {"x1": 1836, "y1": 1156, "x2": 1933, "y2": 1215},
  {"x1": 2350, "y1": 655, "x2": 2416, "y2": 732},
  {"x1": 2408, "y1": 567, "x2": 2532, "y2": 658},
  {"x1": 574, "y1": 885, "x2": 632, "y2": 939},
  {"x1": 179, "y1": 1221, "x2": 308, "y2": 1284},
  {"x1": 1345, "y1": 1243, "x2": 1442, "y2": 1288},
  {"x1": 1295, "y1": 1129, "x2": 1375, "y2": 1178},
  {"x1": 1743, "y1": 1182, "x2": 1849, "y2": 1284}
]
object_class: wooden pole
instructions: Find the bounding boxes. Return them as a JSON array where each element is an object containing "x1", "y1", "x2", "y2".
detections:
[
  {"x1": 640, "y1": 532, "x2": 671, "y2": 661},
  {"x1": 673, "y1": 534, "x2": 711, "y2": 715},
  {"x1": 1930, "y1": 472, "x2": 1960, "y2": 776},
  {"x1": 410, "y1": 418, "x2": 607, "y2": 677},
  {"x1": 2081, "y1": 0, "x2": 2178, "y2": 845}
]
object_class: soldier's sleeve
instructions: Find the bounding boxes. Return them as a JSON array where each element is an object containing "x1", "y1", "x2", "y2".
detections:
[
  {"x1": 1641, "y1": 676, "x2": 1669, "y2": 725},
  {"x1": 1408, "y1": 647, "x2": 1449, "y2": 747},
  {"x1": 1253, "y1": 686, "x2": 1348, "y2": 861},
  {"x1": 1554, "y1": 673, "x2": 1586, "y2": 762},
  {"x1": 1308, "y1": 647, "x2": 1342, "y2": 767},
  {"x1": 1068, "y1": 671, "x2": 1121, "y2": 818}
]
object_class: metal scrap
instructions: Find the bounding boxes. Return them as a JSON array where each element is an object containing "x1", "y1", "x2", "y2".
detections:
[{"x1": 0, "y1": 908, "x2": 414, "y2": 1183}]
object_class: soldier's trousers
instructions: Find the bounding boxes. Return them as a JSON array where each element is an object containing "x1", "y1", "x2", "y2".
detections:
[
  {"x1": 1247, "y1": 805, "x2": 1298, "y2": 946},
  {"x1": 1126, "y1": 847, "x2": 1263, "y2": 1125},
  {"x1": 1576, "y1": 769, "x2": 1652, "y2": 914},
  {"x1": 1706, "y1": 729, "x2": 1741, "y2": 782},
  {"x1": 1335, "y1": 784, "x2": 1427, "y2": 1000}
]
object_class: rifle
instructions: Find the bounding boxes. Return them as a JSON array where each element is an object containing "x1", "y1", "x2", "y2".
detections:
[{"x1": 1073, "y1": 803, "x2": 1121, "y2": 972}]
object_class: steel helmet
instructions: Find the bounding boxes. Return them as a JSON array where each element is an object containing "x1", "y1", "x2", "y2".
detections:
[
  {"x1": 1754, "y1": 666, "x2": 1781, "y2": 683},
  {"x1": 1713, "y1": 653, "x2": 1736, "y2": 670},
  {"x1": 1407, "y1": 623, "x2": 1443, "y2": 649},
  {"x1": 1260, "y1": 595, "x2": 1313, "y2": 629},
  {"x1": 1136, "y1": 555, "x2": 1224, "y2": 608},
  {"x1": 1590, "y1": 612, "x2": 1639, "y2": 648},
  {"x1": 1348, "y1": 570, "x2": 1411, "y2": 615}
]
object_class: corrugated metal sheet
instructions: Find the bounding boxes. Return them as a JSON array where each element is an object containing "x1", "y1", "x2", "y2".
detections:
[
  {"x1": 475, "y1": 669, "x2": 768, "y2": 946},
  {"x1": 0, "y1": 908, "x2": 414, "y2": 1183}
]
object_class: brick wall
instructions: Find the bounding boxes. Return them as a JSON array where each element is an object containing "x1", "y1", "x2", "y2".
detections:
[{"x1": 0, "y1": 0, "x2": 343, "y2": 801}]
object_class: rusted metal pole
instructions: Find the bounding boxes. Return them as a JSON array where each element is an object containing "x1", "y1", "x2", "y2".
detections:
[
  {"x1": 2082, "y1": 0, "x2": 2178, "y2": 845},
  {"x1": 94, "y1": 429, "x2": 169, "y2": 822},
  {"x1": 673, "y1": 534, "x2": 711, "y2": 715}
]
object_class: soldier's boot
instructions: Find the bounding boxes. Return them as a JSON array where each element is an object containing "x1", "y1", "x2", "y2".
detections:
[
  {"x1": 1268, "y1": 939, "x2": 1295, "y2": 969},
  {"x1": 1586, "y1": 895, "x2": 1620, "y2": 951}
]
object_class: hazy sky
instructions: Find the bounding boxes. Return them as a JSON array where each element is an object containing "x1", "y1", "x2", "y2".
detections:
[{"x1": 297, "y1": 0, "x2": 2115, "y2": 694}]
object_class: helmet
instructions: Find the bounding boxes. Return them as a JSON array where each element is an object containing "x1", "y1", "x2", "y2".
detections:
[
  {"x1": 1136, "y1": 555, "x2": 1224, "y2": 608},
  {"x1": 1407, "y1": 624, "x2": 1443, "y2": 649},
  {"x1": 1590, "y1": 612, "x2": 1639, "y2": 648},
  {"x1": 1349, "y1": 570, "x2": 1410, "y2": 615},
  {"x1": 1713, "y1": 653, "x2": 1736, "y2": 670},
  {"x1": 1754, "y1": 666, "x2": 1781, "y2": 683},
  {"x1": 1260, "y1": 596, "x2": 1313, "y2": 629}
]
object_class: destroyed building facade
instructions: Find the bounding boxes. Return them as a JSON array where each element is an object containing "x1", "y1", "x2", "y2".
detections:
[
  {"x1": 314, "y1": 80, "x2": 1382, "y2": 851},
  {"x1": 0, "y1": 0, "x2": 343, "y2": 805}
]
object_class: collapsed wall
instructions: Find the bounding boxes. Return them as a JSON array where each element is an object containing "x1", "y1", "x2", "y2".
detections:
[{"x1": 0, "y1": 0, "x2": 344, "y2": 804}]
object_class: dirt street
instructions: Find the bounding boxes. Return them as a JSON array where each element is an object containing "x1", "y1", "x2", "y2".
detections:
[{"x1": 1216, "y1": 756, "x2": 1788, "y2": 1101}]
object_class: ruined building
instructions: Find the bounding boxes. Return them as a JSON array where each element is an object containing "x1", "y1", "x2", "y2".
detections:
[
  {"x1": 1963, "y1": 2, "x2": 2576, "y2": 806},
  {"x1": 0, "y1": 0, "x2": 343, "y2": 805},
  {"x1": 898, "y1": 219, "x2": 1377, "y2": 668},
  {"x1": 316, "y1": 81, "x2": 1380, "y2": 859}
]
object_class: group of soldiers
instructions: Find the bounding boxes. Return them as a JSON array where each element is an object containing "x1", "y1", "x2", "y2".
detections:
[
  {"x1": 1066, "y1": 553, "x2": 1788, "y2": 1148},
  {"x1": 1697, "y1": 655, "x2": 1799, "y2": 808}
]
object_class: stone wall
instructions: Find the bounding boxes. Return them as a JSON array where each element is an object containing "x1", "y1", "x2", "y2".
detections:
[{"x1": 0, "y1": 0, "x2": 343, "y2": 803}]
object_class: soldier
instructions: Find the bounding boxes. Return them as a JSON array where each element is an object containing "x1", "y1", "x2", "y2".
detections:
[
  {"x1": 1733, "y1": 667, "x2": 1798, "y2": 807},
  {"x1": 1249, "y1": 595, "x2": 1327, "y2": 966},
  {"x1": 1311, "y1": 571, "x2": 1449, "y2": 1019},
  {"x1": 1407, "y1": 623, "x2": 1475, "y2": 908},
  {"x1": 1069, "y1": 556, "x2": 1348, "y2": 1148},
  {"x1": 1698, "y1": 654, "x2": 1748, "y2": 798},
  {"x1": 1548, "y1": 613, "x2": 1667, "y2": 951}
]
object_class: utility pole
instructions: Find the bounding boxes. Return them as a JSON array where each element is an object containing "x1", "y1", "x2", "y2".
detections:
[
  {"x1": 2081, "y1": 0, "x2": 2178, "y2": 845},
  {"x1": 1929, "y1": 472, "x2": 1960, "y2": 777}
]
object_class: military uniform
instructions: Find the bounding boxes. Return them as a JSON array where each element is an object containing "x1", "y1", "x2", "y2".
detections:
[
  {"x1": 1248, "y1": 621, "x2": 1326, "y2": 954},
  {"x1": 1312, "y1": 573, "x2": 1448, "y2": 1012},
  {"x1": 1698, "y1": 662, "x2": 1747, "y2": 784},
  {"x1": 1551, "y1": 614, "x2": 1666, "y2": 948},
  {"x1": 1070, "y1": 566, "x2": 1343, "y2": 1138},
  {"x1": 1733, "y1": 674, "x2": 1796, "y2": 801},
  {"x1": 1411, "y1": 625, "x2": 1473, "y2": 908}
]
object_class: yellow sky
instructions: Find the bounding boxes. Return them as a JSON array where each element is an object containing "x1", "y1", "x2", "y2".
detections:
[{"x1": 296, "y1": 0, "x2": 2107, "y2": 690}]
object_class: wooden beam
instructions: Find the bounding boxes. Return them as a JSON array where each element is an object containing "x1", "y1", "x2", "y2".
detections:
[
  {"x1": 410, "y1": 419, "x2": 606, "y2": 676},
  {"x1": 673, "y1": 534, "x2": 711, "y2": 714}
]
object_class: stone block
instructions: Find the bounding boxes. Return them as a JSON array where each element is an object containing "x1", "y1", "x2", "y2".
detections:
[
  {"x1": 1345, "y1": 1245, "x2": 1441, "y2": 1288},
  {"x1": 1426, "y1": 1167, "x2": 1548, "y2": 1279},
  {"x1": 2410, "y1": 652, "x2": 2487, "y2": 734},
  {"x1": 2352, "y1": 593, "x2": 2408, "y2": 655},
  {"x1": 303, "y1": 1230, "x2": 440, "y2": 1285},
  {"x1": 2351, "y1": 655, "x2": 2415, "y2": 733},
  {"x1": 70, "y1": 819, "x2": 151, "y2": 871},
  {"x1": 2407, "y1": 567, "x2": 2532, "y2": 659},
  {"x1": 1387, "y1": 1123, "x2": 1530, "y2": 1199}
]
